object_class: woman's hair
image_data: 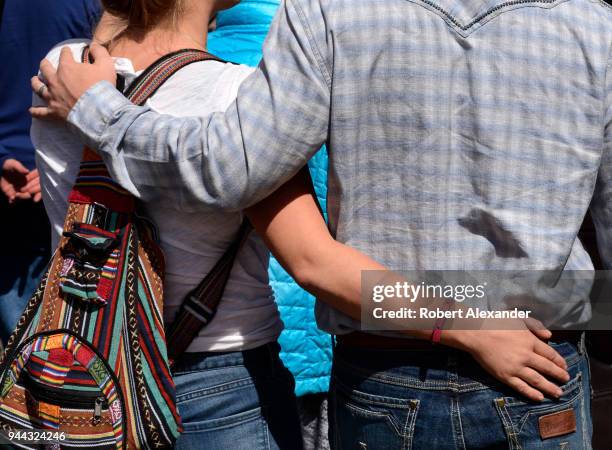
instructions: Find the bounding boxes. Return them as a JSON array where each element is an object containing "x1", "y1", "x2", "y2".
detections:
[
  {"x1": 93, "y1": 0, "x2": 185, "y2": 47},
  {"x1": 101, "y1": 0, "x2": 182, "y2": 31}
]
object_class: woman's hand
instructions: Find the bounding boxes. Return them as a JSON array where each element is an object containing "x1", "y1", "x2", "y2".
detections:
[{"x1": 444, "y1": 323, "x2": 570, "y2": 402}]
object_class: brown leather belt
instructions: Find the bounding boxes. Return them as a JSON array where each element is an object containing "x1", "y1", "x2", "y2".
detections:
[
  {"x1": 336, "y1": 330, "x2": 583, "y2": 350},
  {"x1": 550, "y1": 330, "x2": 583, "y2": 345}
]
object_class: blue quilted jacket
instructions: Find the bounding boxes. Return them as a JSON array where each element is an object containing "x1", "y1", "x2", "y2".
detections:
[{"x1": 208, "y1": 0, "x2": 332, "y2": 397}]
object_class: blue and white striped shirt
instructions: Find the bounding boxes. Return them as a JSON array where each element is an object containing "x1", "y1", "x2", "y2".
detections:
[{"x1": 68, "y1": 0, "x2": 612, "y2": 333}]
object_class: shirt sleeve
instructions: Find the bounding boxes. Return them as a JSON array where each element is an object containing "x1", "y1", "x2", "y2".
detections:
[
  {"x1": 0, "y1": 143, "x2": 14, "y2": 170},
  {"x1": 590, "y1": 45, "x2": 612, "y2": 268},
  {"x1": 67, "y1": 0, "x2": 332, "y2": 212}
]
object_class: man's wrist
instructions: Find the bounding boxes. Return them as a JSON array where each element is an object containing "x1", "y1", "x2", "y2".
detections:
[
  {"x1": 66, "y1": 80, "x2": 132, "y2": 152},
  {"x1": 439, "y1": 330, "x2": 476, "y2": 353}
]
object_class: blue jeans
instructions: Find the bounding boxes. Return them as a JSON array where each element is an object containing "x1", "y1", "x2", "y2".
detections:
[
  {"x1": 330, "y1": 340, "x2": 592, "y2": 449},
  {"x1": 0, "y1": 200, "x2": 50, "y2": 345},
  {"x1": 0, "y1": 251, "x2": 48, "y2": 344},
  {"x1": 172, "y1": 343, "x2": 303, "y2": 450}
]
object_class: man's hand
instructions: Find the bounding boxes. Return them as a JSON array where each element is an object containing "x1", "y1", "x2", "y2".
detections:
[
  {"x1": 444, "y1": 321, "x2": 570, "y2": 402},
  {"x1": 1, "y1": 159, "x2": 32, "y2": 203},
  {"x1": 30, "y1": 43, "x2": 116, "y2": 121}
]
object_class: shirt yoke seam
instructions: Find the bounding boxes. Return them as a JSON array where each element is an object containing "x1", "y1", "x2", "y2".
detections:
[
  {"x1": 415, "y1": 0, "x2": 564, "y2": 31},
  {"x1": 289, "y1": 0, "x2": 332, "y2": 88}
]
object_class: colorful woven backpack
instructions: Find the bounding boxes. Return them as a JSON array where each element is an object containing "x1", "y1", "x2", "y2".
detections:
[{"x1": 0, "y1": 47, "x2": 223, "y2": 449}]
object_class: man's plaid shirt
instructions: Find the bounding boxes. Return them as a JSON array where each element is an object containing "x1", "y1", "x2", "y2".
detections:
[{"x1": 68, "y1": 0, "x2": 612, "y2": 333}]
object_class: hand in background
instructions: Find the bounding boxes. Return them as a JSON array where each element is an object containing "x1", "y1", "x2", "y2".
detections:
[
  {"x1": 22, "y1": 169, "x2": 42, "y2": 202},
  {"x1": 1, "y1": 159, "x2": 32, "y2": 204}
]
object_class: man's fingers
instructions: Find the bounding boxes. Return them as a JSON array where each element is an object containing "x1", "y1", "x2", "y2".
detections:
[
  {"x1": 59, "y1": 46, "x2": 76, "y2": 68},
  {"x1": 29, "y1": 106, "x2": 57, "y2": 121},
  {"x1": 519, "y1": 367, "x2": 563, "y2": 399},
  {"x1": 39, "y1": 59, "x2": 57, "y2": 86},
  {"x1": 534, "y1": 339, "x2": 567, "y2": 370},
  {"x1": 508, "y1": 377, "x2": 544, "y2": 402},
  {"x1": 31, "y1": 76, "x2": 51, "y2": 102},
  {"x1": 89, "y1": 42, "x2": 112, "y2": 65},
  {"x1": 33, "y1": 192, "x2": 42, "y2": 203},
  {"x1": 524, "y1": 318, "x2": 551, "y2": 341},
  {"x1": 528, "y1": 354, "x2": 570, "y2": 384}
]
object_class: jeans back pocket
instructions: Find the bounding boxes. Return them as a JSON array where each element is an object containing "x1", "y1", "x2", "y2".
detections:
[
  {"x1": 333, "y1": 377, "x2": 420, "y2": 450},
  {"x1": 495, "y1": 369, "x2": 591, "y2": 450}
]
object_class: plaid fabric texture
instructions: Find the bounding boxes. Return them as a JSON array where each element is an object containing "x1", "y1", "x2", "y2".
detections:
[{"x1": 69, "y1": 0, "x2": 612, "y2": 332}]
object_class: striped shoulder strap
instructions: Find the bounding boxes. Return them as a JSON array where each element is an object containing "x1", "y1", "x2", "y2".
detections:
[
  {"x1": 81, "y1": 45, "x2": 225, "y2": 105},
  {"x1": 69, "y1": 46, "x2": 225, "y2": 209}
]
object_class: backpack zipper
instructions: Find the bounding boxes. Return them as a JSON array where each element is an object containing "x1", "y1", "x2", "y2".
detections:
[
  {"x1": 22, "y1": 374, "x2": 108, "y2": 410},
  {"x1": 0, "y1": 329, "x2": 126, "y2": 448}
]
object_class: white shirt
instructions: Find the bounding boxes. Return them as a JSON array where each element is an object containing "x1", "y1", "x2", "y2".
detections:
[{"x1": 32, "y1": 40, "x2": 283, "y2": 352}]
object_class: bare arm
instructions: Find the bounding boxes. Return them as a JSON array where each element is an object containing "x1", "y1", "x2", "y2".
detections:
[
  {"x1": 247, "y1": 170, "x2": 569, "y2": 401},
  {"x1": 247, "y1": 168, "x2": 386, "y2": 322}
]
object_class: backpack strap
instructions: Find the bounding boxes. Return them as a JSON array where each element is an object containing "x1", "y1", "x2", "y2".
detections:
[
  {"x1": 166, "y1": 220, "x2": 252, "y2": 364},
  {"x1": 124, "y1": 49, "x2": 224, "y2": 104},
  {"x1": 68, "y1": 46, "x2": 224, "y2": 213},
  {"x1": 81, "y1": 45, "x2": 224, "y2": 104},
  {"x1": 81, "y1": 45, "x2": 251, "y2": 363}
]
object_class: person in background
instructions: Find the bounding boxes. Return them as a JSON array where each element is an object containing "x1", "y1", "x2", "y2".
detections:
[
  {"x1": 208, "y1": 3, "x2": 331, "y2": 449},
  {"x1": 0, "y1": 0, "x2": 100, "y2": 345}
]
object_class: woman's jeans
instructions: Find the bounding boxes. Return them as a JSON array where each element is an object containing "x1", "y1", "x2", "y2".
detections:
[
  {"x1": 330, "y1": 340, "x2": 592, "y2": 450},
  {"x1": 172, "y1": 343, "x2": 303, "y2": 450}
]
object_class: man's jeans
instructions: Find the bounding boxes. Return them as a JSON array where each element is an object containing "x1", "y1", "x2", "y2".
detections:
[
  {"x1": 330, "y1": 340, "x2": 592, "y2": 449},
  {"x1": 172, "y1": 343, "x2": 303, "y2": 450}
]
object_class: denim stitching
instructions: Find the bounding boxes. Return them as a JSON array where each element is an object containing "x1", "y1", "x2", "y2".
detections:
[
  {"x1": 402, "y1": 400, "x2": 420, "y2": 450},
  {"x1": 334, "y1": 356, "x2": 491, "y2": 392},
  {"x1": 502, "y1": 372, "x2": 582, "y2": 408},
  {"x1": 334, "y1": 377, "x2": 417, "y2": 409},
  {"x1": 497, "y1": 373, "x2": 584, "y2": 437},
  {"x1": 515, "y1": 386, "x2": 582, "y2": 434},
  {"x1": 414, "y1": 0, "x2": 561, "y2": 31},
  {"x1": 494, "y1": 398, "x2": 522, "y2": 450},
  {"x1": 583, "y1": 343, "x2": 594, "y2": 446},
  {"x1": 451, "y1": 396, "x2": 467, "y2": 450},
  {"x1": 261, "y1": 409, "x2": 271, "y2": 450},
  {"x1": 176, "y1": 376, "x2": 253, "y2": 403},
  {"x1": 549, "y1": 342, "x2": 582, "y2": 368},
  {"x1": 580, "y1": 383, "x2": 590, "y2": 449},
  {"x1": 180, "y1": 406, "x2": 263, "y2": 433},
  {"x1": 343, "y1": 401, "x2": 403, "y2": 436}
]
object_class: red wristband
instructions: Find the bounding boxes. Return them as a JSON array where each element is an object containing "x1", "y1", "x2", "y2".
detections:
[{"x1": 431, "y1": 318, "x2": 445, "y2": 344}]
